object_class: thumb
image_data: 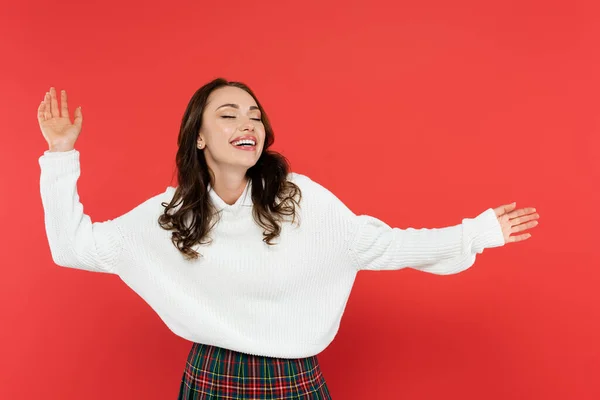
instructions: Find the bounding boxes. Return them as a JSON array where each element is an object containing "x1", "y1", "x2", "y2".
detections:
[
  {"x1": 74, "y1": 106, "x2": 83, "y2": 129},
  {"x1": 494, "y1": 202, "x2": 516, "y2": 217}
]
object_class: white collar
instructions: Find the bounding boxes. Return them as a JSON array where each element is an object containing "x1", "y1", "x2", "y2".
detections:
[{"x1": 207, "y1": 179, "x2": 253, "y2": 212}]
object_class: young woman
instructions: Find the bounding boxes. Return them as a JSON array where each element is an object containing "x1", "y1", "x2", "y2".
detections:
[{"x1": 37, "y1": 79, "x2": 539, "y2": 399}]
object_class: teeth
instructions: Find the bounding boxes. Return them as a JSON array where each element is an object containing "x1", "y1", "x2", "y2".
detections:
[{"x1": 233, "y1": 139, "x2": 256, "y2": 146}]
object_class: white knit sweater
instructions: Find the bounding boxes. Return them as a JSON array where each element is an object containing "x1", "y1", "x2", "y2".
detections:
[{"x1": 39, "y1": 149, "x2": 505, "y2": 358}]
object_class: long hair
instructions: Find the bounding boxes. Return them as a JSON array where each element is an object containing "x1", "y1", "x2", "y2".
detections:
[{"x1": 158, "y1": 78, "x2": 302, "y2": 260}]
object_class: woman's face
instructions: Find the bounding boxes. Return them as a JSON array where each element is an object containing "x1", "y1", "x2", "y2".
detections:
[{"x1": 198, "y1": 86, "x2": 266, "y2": 174}]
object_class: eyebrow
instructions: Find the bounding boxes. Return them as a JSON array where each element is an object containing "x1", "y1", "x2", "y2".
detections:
[{"x1": 216, "y1": 103, "x2": 260, "y2": 111}]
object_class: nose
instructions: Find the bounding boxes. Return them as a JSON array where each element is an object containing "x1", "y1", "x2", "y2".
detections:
[{"x1": 240, "y1": 118, "x2": 255, "y2": 131}]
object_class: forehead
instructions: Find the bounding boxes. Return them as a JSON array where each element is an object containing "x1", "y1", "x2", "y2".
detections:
[{"x1": 206, "y1": 86, "x2": 258, "y2": 109}]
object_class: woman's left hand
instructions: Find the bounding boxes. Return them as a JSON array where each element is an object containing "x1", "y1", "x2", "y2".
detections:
[{"x1": 493, "y1": 202, "x2": 540, "y2": 244}]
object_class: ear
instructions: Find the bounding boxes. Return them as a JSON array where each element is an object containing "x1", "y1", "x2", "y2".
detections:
[{"x1": 197, "y1": 135, "x2": 204, "y2": 149}]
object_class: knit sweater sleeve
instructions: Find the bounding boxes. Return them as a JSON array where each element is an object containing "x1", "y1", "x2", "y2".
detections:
[
  {"x1": 347, "y1": 208, "x2": 505, "y2": 274},
  {"x1": 38, "y1": 149, "x2": 165, "y2": 275},
  {"x1": 296, "y1": 174, "x2": 505, "y2": 274}
]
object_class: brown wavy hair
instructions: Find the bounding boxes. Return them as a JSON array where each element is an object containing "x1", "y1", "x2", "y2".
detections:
[{"x1": 158, "y1": 78, "x2": 302, "y2": 260}]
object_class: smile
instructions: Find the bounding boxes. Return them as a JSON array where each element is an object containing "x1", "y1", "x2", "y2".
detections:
[
  {"x1": 231, "y1": 139, "x2": 256, "y2": 151},
  {"x1": 231, "y1": 142, "x2": 257, "y2": 151}
]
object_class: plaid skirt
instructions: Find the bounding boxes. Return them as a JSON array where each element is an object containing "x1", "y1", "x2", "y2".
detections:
[{"x1": 177, "y1": 342, "x2": 332, "y2": 399}]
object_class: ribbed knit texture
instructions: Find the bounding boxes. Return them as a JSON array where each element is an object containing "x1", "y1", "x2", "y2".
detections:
[{"x1": 39, "y1": 149, "x2": 505, "y2": 358}]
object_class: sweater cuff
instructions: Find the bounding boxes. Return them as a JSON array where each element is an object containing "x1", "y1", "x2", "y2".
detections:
[
  {"x1": 42, "y1": 148, "x2": 78, "y2": 156},
  {"x1": 39, "y1": 148, "x2": 80, "y2": 175},
  {"x1": 464, "y1": 208, "x2": 505, "y2": 254}
]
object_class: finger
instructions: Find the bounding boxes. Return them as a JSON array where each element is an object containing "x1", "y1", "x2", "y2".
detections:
[
  {"x1": 44, "y1": 92, "x2": 52, "y2": 119},
  {"x1": 73, "y1": 106, "x2": 83, "y2": 129},
  {"x1": 509, "y1": 212, "x2": 539, "y2": 226},
  {"x1": 509, "y1": 208, "x2": 538, "y2": 222},
  {"x1": 37, "y1": 101, "x2": 46, "y2": 123},
  {"x1": 50, "y1": 87, "x2": 60, "y2": 117},
  {"x1": 494, "y1": 202, "x2": 517, "y2": 217},
  {"x1": 507, "y1": 233, "x2": 531, "y2": 243},
  {"x1": 511, "y1": 219, "x2": 539, "y2": 233},
  {"x1": 60, "y1": 89, "x2": 69, "y2": 119}
]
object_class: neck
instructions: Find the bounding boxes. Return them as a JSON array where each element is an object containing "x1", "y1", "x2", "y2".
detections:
[{"x1": 209, "y1": 169, "x2": 248, "y2": 205}]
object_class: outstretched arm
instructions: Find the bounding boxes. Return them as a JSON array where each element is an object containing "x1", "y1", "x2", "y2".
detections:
[
  {"x1": 282, "y1": 173, "x2": 540, "y2": 275},
  {"x1": 348, "y1": 208, "x2": 504, "y2": 274},
  {"x1": 347, "y1": 202, "x2": 539, "y2": 274}
]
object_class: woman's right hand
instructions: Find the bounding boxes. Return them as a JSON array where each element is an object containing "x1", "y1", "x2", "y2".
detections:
[{"x1": 37, "y1": 87, "x2": 82, "y2": 152}]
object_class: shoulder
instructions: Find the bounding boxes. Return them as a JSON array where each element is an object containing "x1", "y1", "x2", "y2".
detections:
[
  {"x1": 139, "y1": 186, "x2": 177, "y2": 211},
  {"x1": 285, "y1": 172, "x2": 353, "y2": 213},
  {"x1": 286, "y1": 172, "x2": 332, "y2": 199},
  {"x1": 113, "y1": 186, "x2": 177, "y2": 228}
]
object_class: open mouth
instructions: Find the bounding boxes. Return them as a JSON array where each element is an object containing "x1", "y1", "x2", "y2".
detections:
[{"x1": 231, "y1": 139, "x2": 257, "y2": 151}]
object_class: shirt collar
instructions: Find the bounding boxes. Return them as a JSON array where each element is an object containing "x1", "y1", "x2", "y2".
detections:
[{"x1": 207, "y1": 178, "x2": 253, "y2": 212}]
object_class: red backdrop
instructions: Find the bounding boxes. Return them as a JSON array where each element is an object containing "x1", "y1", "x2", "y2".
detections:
[{"x1": 1, "y1": 0, "x2": 598, "y2": 398}]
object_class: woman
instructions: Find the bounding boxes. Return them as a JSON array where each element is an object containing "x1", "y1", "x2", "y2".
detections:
[{"x1": 37, "y1": 78, "x2": 539, "y2": 399}]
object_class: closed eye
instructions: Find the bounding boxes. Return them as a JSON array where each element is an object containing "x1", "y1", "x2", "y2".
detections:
[{"x1": 221, "y1": 116, "x2": 262, "y2": 121}]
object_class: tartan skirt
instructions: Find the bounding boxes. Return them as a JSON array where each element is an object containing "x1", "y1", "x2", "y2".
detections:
[{"x1": 177, "y1": 342, "x2": 332, "y2": 399}]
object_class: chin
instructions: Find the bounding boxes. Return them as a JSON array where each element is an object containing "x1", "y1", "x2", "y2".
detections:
[
  {"x1": 227, "y1": 147, "x2": 263, "y2": 168},
  {"x1": 239, "y1": 151, "x2": 263, "y2": 165},
  {"x1": 241, "y1": 160, "x2": 259, "y2": 169},
  {"x1": 232, "y1": 156, "x2": 259, "y2": 169}
]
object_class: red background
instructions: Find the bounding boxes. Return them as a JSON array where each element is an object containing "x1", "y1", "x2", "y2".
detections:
[{"x1": 1, "y1": 0, "x2": 598, "y2": 398}]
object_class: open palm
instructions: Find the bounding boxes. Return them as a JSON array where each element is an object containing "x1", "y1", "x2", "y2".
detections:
[
  {"x1": 494, "y1": 202, "x2": 540, "y2": 244},
  {"x1": 37, "y1": 87, "x2": 82, "y2": 149}
]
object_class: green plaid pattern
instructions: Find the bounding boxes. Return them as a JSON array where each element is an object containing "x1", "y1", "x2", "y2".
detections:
[{"x1": 177, "y1": 342, "x2": 332, "y2": 399}]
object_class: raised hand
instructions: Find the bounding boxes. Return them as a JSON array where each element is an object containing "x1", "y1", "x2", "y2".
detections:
[
  {"x1": 37, "y1": 87, "x2": 82, "y2": 152},
  {"x1": 493, "y1": 202, "x2": 540, "y2": 244}
]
